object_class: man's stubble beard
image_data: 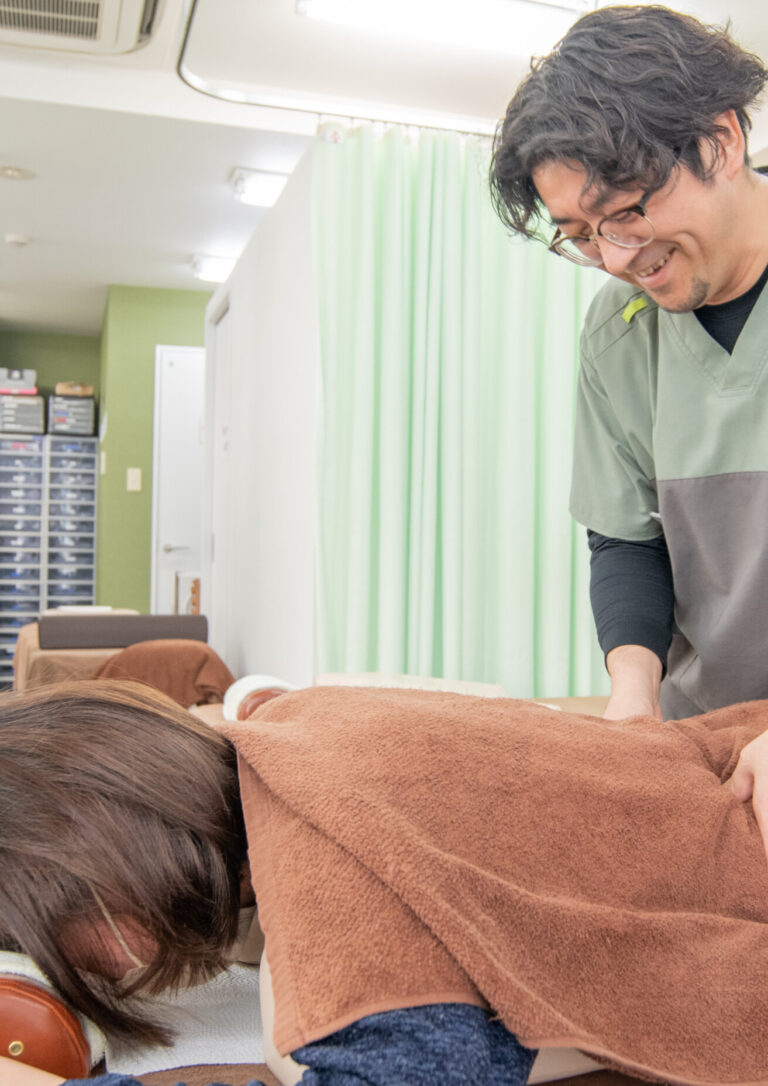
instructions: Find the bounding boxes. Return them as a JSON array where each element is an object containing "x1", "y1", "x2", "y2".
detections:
[{"x1": 653, "y1": 276, "x2": 710, "y2": 313}]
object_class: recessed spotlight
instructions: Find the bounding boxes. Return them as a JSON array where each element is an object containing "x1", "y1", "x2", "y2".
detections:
[
  {"x1": 191, "y1": 254, "x2": 236, "y2": 284},
  {"x1": 0, "y1": 166, "x2": 36, "y2": 181},
  {"x1": 229, "y1": 167, "x2": 288, "y2": 208}
]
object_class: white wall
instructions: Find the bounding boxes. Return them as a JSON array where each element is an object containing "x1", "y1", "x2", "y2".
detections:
[{"x1": 202, "y1": 149, "x2": 320, "y2": 685}]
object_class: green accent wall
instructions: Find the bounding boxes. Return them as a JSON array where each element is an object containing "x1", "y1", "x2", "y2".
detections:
[
  {"x1": 97, "y1": 286, "x2": 210, "y2": 612},
  {"x1": 0, "y1": 330, "x2": 101, "y2": 401}
]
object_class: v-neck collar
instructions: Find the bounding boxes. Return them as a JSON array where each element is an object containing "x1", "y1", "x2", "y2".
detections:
[{"x1": 660, "y1": 274, "x2": 768, "y2": 393}]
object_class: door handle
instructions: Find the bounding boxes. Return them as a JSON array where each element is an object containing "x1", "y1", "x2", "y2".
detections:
[{"x1": 162, "y1": 544, "x2": 191, "y2": 553}]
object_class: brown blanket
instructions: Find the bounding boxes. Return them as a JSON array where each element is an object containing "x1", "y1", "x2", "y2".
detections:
[{"x1": 221, "y1": 687, "x2": 768, "y2": 1086}]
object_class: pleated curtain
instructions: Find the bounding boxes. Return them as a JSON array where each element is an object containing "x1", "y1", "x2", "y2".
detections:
[{"x1": 312, "y1": 122, "x2": 607, "y2": 698}]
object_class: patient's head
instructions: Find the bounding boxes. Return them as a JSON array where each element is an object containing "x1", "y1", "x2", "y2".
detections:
[{"x1": 0, "y1": 680, "x2": 247, "y2": 1044}]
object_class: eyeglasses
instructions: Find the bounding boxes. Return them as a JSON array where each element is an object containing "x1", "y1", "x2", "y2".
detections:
[{"x1": 548, "y1": 195, "x2": 655, "y2": 267}]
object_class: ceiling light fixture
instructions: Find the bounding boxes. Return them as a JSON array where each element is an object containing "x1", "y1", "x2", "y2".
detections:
[
  {"x1": 0, "y1": 166, "x2": 36, "y2": 181},
  {"x1": 229, "y1": 167, "x2": 289, "y2": 208},
  {"x1": 191, "y1": 254, "x2": 237, "y2": 284},
  {"x1": 296, "y1": 0, "x2": 592, "y2": 55}
]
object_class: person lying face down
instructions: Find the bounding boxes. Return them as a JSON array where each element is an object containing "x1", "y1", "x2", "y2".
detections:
[{"x1": 1, "y1": 679, "x2": 768, "y2": 1086}]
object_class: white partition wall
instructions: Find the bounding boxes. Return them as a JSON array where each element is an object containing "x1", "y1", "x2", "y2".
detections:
[{"x1": 202, "y1": 149, "x2": 320, "y2": 685}]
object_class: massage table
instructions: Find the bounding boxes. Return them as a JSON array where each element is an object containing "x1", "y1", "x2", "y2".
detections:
[{"x1": 12, "y1": 613, "x2": 209, "y2": 692}]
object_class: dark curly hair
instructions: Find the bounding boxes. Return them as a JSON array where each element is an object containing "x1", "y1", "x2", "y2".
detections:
[{"x1": 490, "y1": 4, "x2": 768, "y2": 238}]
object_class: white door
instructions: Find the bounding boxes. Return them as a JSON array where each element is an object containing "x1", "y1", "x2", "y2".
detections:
[{"x1": 151, "y1": 345, "x2": 206, "y2": 614}]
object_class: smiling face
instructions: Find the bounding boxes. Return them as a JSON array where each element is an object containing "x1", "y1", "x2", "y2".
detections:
[{"x1": 531, "y1": 113, "x2": 768, "y2": 311}]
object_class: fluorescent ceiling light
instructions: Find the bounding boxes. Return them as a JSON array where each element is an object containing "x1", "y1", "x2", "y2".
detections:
[
  {"x1": 230, "y1": 167, "x2": 289, "y2": 207},
  {"x1": 296, "y1": 0, "x2": 590, "y2": 56},
  {"x1": 191, "y1": 254, "x2": 236, "y2": 283}
]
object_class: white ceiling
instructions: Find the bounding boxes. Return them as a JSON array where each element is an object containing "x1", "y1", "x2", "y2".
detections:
[{"x1": 0, "y1": 0, "x2": 766, "y2": 337}]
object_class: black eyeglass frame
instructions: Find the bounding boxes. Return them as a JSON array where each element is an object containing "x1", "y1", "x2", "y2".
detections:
[{"x1": 547, "y1": 194, "x2": 655, "y2": 266}]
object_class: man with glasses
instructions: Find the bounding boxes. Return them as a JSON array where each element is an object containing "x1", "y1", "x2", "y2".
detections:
[{"x1": 490, "y1": 5, "x2": 768, "y2": 825}]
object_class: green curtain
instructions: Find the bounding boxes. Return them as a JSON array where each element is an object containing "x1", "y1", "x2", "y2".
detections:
[{"x1": 312, "y1": 123, "x2": 608, "y2": 698}]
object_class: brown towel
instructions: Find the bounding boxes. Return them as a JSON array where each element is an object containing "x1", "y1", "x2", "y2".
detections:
[
  {"x1": 220, "y1": 686, "x2": 768, "y2": 1086},
  {"x1": 94, "y1": 639, "x2": 234, "y2": 706}
]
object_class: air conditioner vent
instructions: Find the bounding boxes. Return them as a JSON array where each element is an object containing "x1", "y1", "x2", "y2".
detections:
[
  {"x1": 138, "y1": 0, "x2": 159, "y2": 37},
  {"x1": 0, "y1": 0, "x2": 158, "y2": 53},
  {"x1": 0, "y1": 1, "x2": 101, "y2": 40}
]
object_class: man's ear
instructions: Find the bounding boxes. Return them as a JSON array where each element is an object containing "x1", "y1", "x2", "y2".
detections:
[{"x1": 711, "y1": 109, "x2": 747, "y2": 179}]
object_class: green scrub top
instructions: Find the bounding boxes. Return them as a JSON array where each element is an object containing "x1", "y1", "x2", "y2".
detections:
[{"x1": 570, "y1": 277, "x2": 768, "y2": 717}]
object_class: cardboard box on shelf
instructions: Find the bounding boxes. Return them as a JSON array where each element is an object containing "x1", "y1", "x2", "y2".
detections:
[{"x1": 54, "y1": 382, "x2": 94, "y2": 397}]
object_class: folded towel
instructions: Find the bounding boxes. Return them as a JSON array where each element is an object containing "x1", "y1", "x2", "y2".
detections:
[
  {"x1": 94, "y1": 639, "x2": 235, "y2": 706},
  {"x1": 220, "y1": 686, "x2": 768, "y2": 1086}
]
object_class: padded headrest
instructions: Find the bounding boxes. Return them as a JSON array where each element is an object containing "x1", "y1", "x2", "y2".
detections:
[{"x1": 0, "y1": 950, "x2": 105, "y2": 1074}]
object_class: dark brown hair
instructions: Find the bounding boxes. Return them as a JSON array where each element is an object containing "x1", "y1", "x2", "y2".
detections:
[
  {"x1": 0, "y1": 680, "x2": 247, "y2": 1045},
  {"x1": 490, "y1": 4, "x2": 768, "y2": 238}
]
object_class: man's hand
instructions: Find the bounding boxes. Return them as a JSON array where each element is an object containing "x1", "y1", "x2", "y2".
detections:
[
  {"x1": 604, "y1": 644, "x2": 663, "y2": 721},
  {"x1": 0, "y1": 1057, "x2": 65, "y2": 1086},
  {"x1": 727, "y1": 729, "x2": 768, "y2": 864}
]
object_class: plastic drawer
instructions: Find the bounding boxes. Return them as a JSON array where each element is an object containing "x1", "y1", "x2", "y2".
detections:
[
  {"x1": 0, "y1": 599, "x2": 39, "y2": 614},
  {"x1": 47, "y1": 579, "x2": 94, "y2": 594},
  {"x1": 0, "y1": 550, "x2": 41, "y2": 565},
  {"x1": 46, "y1": 550, "x2": 79, "y2": 564},
  {"x1": 47, "y1": 550, "x2": 93, "y2": 565},
  {"x1": 47, "y1": 471, "x2": 95, "y2": 487},
  {"x1": 0, "y1": 452, "x2": 43, "y2": 469},
  {"x1": 0, "y1": 438, "x2": 43, "y2": 454},
  {"x1": 0, "y1": 503, "x2": 42, "y2": 518},
  {"x1": 48, "y1": 503, "x2": 95, "y2": 518},
  {"x1": 49, "y1": 455, "x2": 97, "y2": 471},
  {"x1": 0, "y1": 469, "x2": 43, "y2": 485},
  {"x1": 48, "y1": 438, "x2": 97, "y2": 455},
  {"x1": 0, "y1": 565, "x2": 40, "y2": 580},
  {"x1": 48, "y1": 519, "x2": 89, "y2": 535},
  {"x1": 0, "y1": 486, "x2": 42, "y2": 501},
  {"x1": 0, "y1": 582, "x2": 40, "y2": 598},
  {"x1": 48, "y1": 487, "x2": 96, "y2": 503},
  {"x1": 0, "y1": 615, "x2": 36, "y2": 632},
  {"x1": 0, "y1": 518, "x2": 42, "y2": 534},
  {"x1": 47, "y1": 565, "x2": 93, "y2": 581},
  {"x1": 48, "y1": 534, "x2": 94, "y2": 552},
  {"x1": 0, "y1": 530, "x2": 41, "y2": 547}
]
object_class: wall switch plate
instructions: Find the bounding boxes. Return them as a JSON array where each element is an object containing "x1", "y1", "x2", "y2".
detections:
[{"x1": 126, "y1": 467, "x2": 142, "y2": 492}]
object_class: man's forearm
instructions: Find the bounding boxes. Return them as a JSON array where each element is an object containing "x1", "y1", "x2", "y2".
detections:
[{"x1": 604, "y1": 644, "x2": 663, "y2": 720}]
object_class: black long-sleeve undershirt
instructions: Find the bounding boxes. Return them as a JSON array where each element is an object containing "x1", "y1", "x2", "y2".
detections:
[
  {"x1": 587, "y1": 261, "x2": 768, "y2": 668},
  {"x1": 588, "y1": 531, "x2": 675, "y2": 668}
]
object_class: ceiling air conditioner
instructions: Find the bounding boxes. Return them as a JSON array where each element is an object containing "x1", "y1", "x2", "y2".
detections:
[{"x1": 0, "y1": 0, "x2": 162, "y2": 54}]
